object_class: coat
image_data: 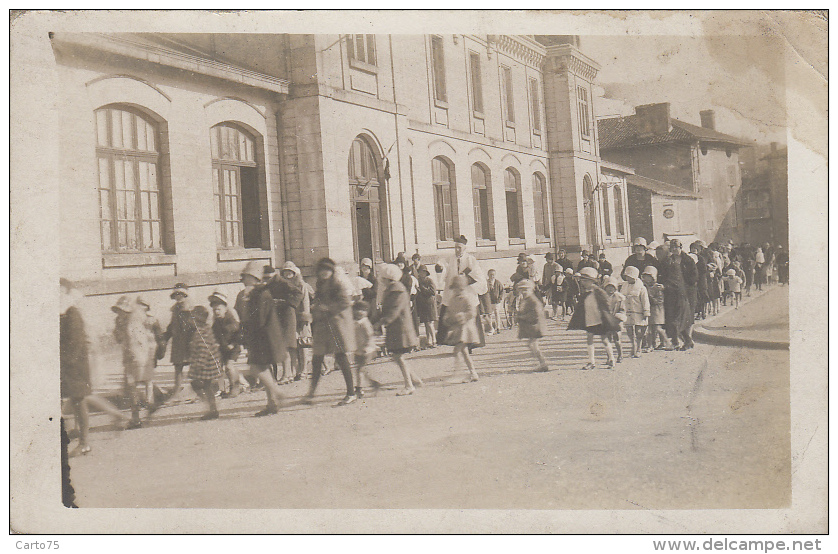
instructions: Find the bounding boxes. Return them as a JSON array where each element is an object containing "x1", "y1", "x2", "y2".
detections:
[
  {"x1": 114, "y1": 309, "x2": 157, "y2": 383},
  {"x1": 440, "y1": 252, "x2": 487, "y2": 306},
  {"x1": 621, "y1": 280, "x2": 650, "y2": 326},
  {"x1": 378, "y1": 281, "x2": 420, "y2": 352},
  {"x1": 266, "y1": 274, "x2": 305, "y2": 351},
  {"x1": 311, "y1": 272, "x2": 356, "y2": 355},
  {"x1": 442, "y1": 294, "x2": 481, "y2": 345},
  {"x1": 188, "y1": 321, "x2": 222, "y2": 381},
  {"x1": 517, "y1": 294, "x2": 546, "y2": 339},
  {"x1": 60, "y1": 306, "x2": 92, "y2": 400},
  {"x1": 646, "y1": 282, "x2": 666, "y2": 325},
  {"x1": 567, "y1": 286, "x2": 615, "y2": 333},
  {"x1": 212, "y1": 308, "x2": 241, "y2": 363},
  {"x1": 241, "y1": 285, "x2": 289, "y2": 365},
  {"x1": 658, "y1": 254, "x2": 695, "y2": 335},
  {"x1": 415, "y1": 274, "x2": 439, "y2": 323},
  {"x1": 164, "y1": 303, "x2": 195, "y2": 365}
]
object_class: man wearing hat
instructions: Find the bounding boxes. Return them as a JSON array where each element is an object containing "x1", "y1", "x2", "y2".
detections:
[
  {"x1": 437, "y1": 235, "x2": 487, "y2": 348},
  {"x1": 161, "y1": 283, "x2": 194, "y2": 400},
  {"x1": 622, "y1": 237, "x2": 658, "y2": 280}
]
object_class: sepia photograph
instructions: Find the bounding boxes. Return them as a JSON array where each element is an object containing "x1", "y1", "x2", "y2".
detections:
[{"x1": 9, "y1": 9, "x2": 828, "y2": 536}]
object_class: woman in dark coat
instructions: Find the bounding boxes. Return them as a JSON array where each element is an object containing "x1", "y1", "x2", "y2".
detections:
[
  {"x1": 306, "y1": 258, "x2": 357, "y2": 406},
  {"x1": 376, "y1": 264, "x2": 422, "y2": 395},
  {"x1": 658, "y1": 240, "x2": 696, "y2": 350},
  {"x1": 267, "y1": 263, "x2": 305, "y2": 383},
  {"x1": 239, "y1": 261, "x2": 287, "y2": 417},
  {"x1": 414, "y1": 264, "x2": 439, "y2": 347}
]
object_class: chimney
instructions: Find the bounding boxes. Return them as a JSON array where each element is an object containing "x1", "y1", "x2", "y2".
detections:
[
  {"x1": 635, "y1": 103, "x2": 671, "y2": 136},
  {"x1": 700, "y1": 109, "x2": 716, "y2": 130}
]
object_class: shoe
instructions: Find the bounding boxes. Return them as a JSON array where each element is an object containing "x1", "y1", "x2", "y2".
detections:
[
  {"x1": 68, "y1": 444, "x2": 92, "y2": 458},
  {"x1": 355, "y1": 387, "x2": 365, "y2": 398},
  {"x1": 616, "y1": 355, "x2": 623, "y2": 363},
  {"x1": 301, "y1": 395, "x2": 315, "y2": 406},
  {"x1": 396, "y1": 388, "x2": 415, "y2": 396},
  {"x1": 336, "y1": 395, "x2": 358, "y2": 406},
  {"x1": 200, "y1": 411, "x2": 220, "y2": 420},
  {"x1": 535, "y1": 364, "x2": 549, "y2": 372},
  {"x1": 581, "y1": 363, "x2": 595, "y2": 371},
  {"x1": 254, "y1": 406, "x2": 278, "y2": 417},
  {"x1": 126, "y1": 419, "x2": 143, "y2": 430},
  {"x1": 604, "y1": 360, "x2": 615, "y2": 369},
  {"x1": 412, "y1": 376, "x2": 424, "y2": 387},
  {"x1": 632, "y1": 353, "x2": 641, "y2": 359},
  {"x1": 294, "y1": 374, "x2": 302, "y2": 381},
  {"x1": 461, "y1": 375, "x2": 479, "y2": 383}
]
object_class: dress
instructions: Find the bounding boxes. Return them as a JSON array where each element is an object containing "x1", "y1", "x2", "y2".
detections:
[
  {"x1": 517, "y1": 295, "x2": 546, "y2": 339},
  {"x1": 188, "y1": 322, "x2": 222, "y2": 381},
  {"x1": 60, "y1": 306, "x2": 92, "y2": 400},
  {"x1": 265, "y1": 274, "x2": 304, "y2": 350},
  {"x1": 242, "y1": 285, "x2": 289, "y2": 365},
  {"x1": 443, "y1": 295, "x2": 481, "y2": 345},
  {"x1": 415, "y1": 274, "x2": 439, "y2": 323},
  {"x1": 114, "y1": 310, "x2": 157, "y2": 384}
]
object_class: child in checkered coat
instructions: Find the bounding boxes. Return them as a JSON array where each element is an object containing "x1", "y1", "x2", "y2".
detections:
[{"x1": 188, "y1": 305, "x2": 223, "y2": 420}]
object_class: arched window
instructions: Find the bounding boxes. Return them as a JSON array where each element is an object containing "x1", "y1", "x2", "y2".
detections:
[
  {"x1": 532, "y1": 172, "x2": 550, "y2": 239},
  {"x1": 95, "y1": 105, "x2": 165, "y2": 252},
  {"x1": 211, "y1": 123, "x2": 263, "y2": 249},
  {"x1": 614, "y1": 185, "x2": 626, "y2": 237},
  {"x1": 471, "y1": 163, "x2": 494, "y2": 241},
  {"x1": 432, "y1": 157, "x2": 458, "y2": 241},
  {"x1": 348, "y1": 136, "x2": 389, "y2": 262},
  {"x1": 505, "y1": 168, "x2": 524, "y2": 240}
]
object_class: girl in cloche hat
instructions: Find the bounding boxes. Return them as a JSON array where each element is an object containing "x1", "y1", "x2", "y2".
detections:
[{"x1": 567, "y1": 267, "x2": 618, "y2": 370}]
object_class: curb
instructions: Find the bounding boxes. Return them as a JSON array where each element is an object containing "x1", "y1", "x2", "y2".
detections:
[{"x1": 692, "y1": 325, "x2": 789, "y2": 350}]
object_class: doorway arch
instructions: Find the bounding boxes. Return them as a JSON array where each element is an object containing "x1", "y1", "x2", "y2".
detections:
[{"x1": 348, "y1": 135, "x2": 390, "y2": 263}]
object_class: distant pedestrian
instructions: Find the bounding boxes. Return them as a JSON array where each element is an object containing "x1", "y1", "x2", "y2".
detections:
[
  {"x1": 514, "y1": 279, "x2": 549, "y2": 372},
  {"x1": 754, "y1": 246, "x2": 767, "y2": 291},
  {"x1": 620, "y1": 267, "x2": 650, "y2": 358},
  {"x1": 486, "y1": 269, "x2": 505, "y2": 333},
  {"x1": 723, "y1": 269, "x2": 744, "y2": 309},
  {"x1": 576, "y1": 250, "x2": 599, "y2": 273},
  {"x1": 567, "y1": 267, "x2": 618, "y2": 370},
  {"x1": 623, "y1": 238, "x2": 658, "y2": 279},
  {"x1": 442, "y1": 275, "x2": 481, "y2": 383},
  {"x1": 562, "y1": 267, "x2": 579, "y2": 317},
  {"x1": 706, "y1": 263, "x2": 722, "y2": 315},
  {"x1": 415, "y1": 264, "x2": 439, "y2": 347},
  {"x1": 775, "y1": 245, "x2": 789, "y2": 285},
  {"x1": 351, "y1": 301, "x2": 382, "y2": 398},
  {"x1": 658, "y1": 240, "x2": 696, "y2": 350},
  {"x1": 541, "y1": 252, "x2": 560, "y2": 319},
  {"x1": 641, "y1": 266, "x2": 672, "y2": 351},
  {"x1": 187, "y1": 306, "x2": 223, "y2": 420},
  {"x1": 603, "y1": 276, "x2": 627, "y2": 363},
  {"x1": 266, "y1": 261, "x2": 305, "y2": 384},
  {"x1": 598, "y1": 253, "x2": 613, "y2": 284},
  {"x1": 437, "y1": 235, "x2": 487, "y2": 350},
  {"x1": 375, "y1": 264, "x2": 423, "y2": 396}
]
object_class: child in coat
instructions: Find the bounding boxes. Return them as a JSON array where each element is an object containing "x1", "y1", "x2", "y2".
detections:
[
  {"x1": 162, "y1": 283, "x2": 195, "y2": 399},
  {"x1": 486, "y1": 269, "x2": 505, "y2": 334},
  {"x1": 112, "y1": 296, "x2": 158, "y2": 429},
  {"x1": 562, "y1": 267, "x2": 579, "y2": 317},
  {"x1": 187, "y1": 305, "x2": 223, "y2": 420},
  {"x1": 208, "y1": 291, "x2": 247, "y2": 398},
  {"x1": 515, "y1": 280, "x2": 549, "y2": 372},
  {"x1": 442, "y1": 275, "x2": 481, "y2": 383},
  {"x1": 641, "y1": 266, "x2": 672, "y2": 351},
  {"x1": 723, "y1": 269, "x2": 744, "y2": 309},
  {"x1": 707, "y1": 263, "x2": 722, "y2": 315},
  {"x1": 603, "y1": 276, "x2": 627, "y2": 363},
  {"x1": 375, "y1": 264, "x2": 423, "y2": 395},
  {"x1": 620, "y1": 266, "x2": 651, "y2": 358},
  {"x1": 567, "y1": 267, "x2": 617, "y2": 370},
  {"x1": 352, "y1": 300, "x2": 382, "y2": 397}
]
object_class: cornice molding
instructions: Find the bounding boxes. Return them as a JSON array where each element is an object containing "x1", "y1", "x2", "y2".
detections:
[
  {"x1": 543, "y1": 44, "x2": 601, "y2": 82},
  {"x1": 492, "y1": 35, "x2": 546, "y2": 69}
]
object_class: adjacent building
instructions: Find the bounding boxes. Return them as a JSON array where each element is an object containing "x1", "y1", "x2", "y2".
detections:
[{"x1": 738, "y1": 142, "x2": 789, "y2": 248}]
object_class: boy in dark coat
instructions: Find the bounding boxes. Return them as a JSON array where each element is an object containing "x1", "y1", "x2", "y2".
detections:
[
  {"x1": 375, "y1": 264, "x2": 422, "y2": 395},
  {"x1": 209, "y1": 291, "x2": 245, "y2": 398},
  {"x1": 161, "y1": 283, "x2": 194, "y2": 397}
]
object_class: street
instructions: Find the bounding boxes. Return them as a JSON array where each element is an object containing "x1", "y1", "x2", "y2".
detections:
[{"x1": 69, "y1": 287, "x2": 790, "y2": 510}]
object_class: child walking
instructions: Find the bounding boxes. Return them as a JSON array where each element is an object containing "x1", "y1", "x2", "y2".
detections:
[
  {"x1": 352, "y1": 300, "x2": 382, "y2": 397},
  {"x1": 486, "y1": 269, "x2": 505, "y2": 333},
  {"x1": 187, "y1": 305, "x2": 223, "y2": 420},
  {"x1": 620, "y1": 266, "x2": 650, "y2": 358},
  {"x1": 603, "y1": 276, "x2": 627, "y2": 363},
  {"x1": 442, "y1": 275, "x2": 481, "y2": 383},
  {"x1": 112, "y1": 296, "x2": 159, "y2": 429},
  {"x1": 641, "y1": 266, "x2": 672, "y2": 351},
  {"x1": 707, "y1": 263, "x2": 722, "y2": 315},
  {"x1": 568, "y1": 267, "x2": 618, "y2": 369},
  {"x1": 514, "y1": 280, "x2": 549, "y2": 372},
  {"x1": 376, "y1": 264, "x2": 423, "y2": 396},
  {"x1": 208, "y1": 291, "x2": 247, "y2": 398},
  {"x1": 563, "y1": 267, "x2": 579, "y2": 317},
  {"x1": 723, "y1": 268, "x2": 744, "y2": 309}
]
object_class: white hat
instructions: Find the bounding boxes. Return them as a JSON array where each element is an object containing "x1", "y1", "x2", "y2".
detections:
[
  {"x1": 603, "y1": 276, "x2": 621, "y2": 289},
  {"x1": 632, "y1": 237, "x2": 647, "y2": 247},
  {"x1": 379, "y1": 264, "x2": 403, "y2": 282},
  {"x1": 623, "y1": 266, "x2": 640, "y2": 280},
  {"x1": 576, "y1": 267, "x2": 599, "y2": 281},
  {"x1": 565, "y1": 267, "x2": 574, "y2": 275},
  {"x1": 241, "y1": 260, "x2": 263, "y2": 281},
  {"x1": 726, "y1": 268, "x2": 736, "y2": 276},
  {"x1": 641, "y1": 266, "x2": 658, "y2": 279}
]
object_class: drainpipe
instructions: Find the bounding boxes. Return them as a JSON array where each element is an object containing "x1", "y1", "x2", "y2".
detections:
[{"x1": 389, "y1": 34, "x2": 408, "y2": 254}]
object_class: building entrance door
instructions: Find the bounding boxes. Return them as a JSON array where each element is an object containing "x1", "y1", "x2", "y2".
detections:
[{"x1": 348, "y1": 136, "x2": 389, "y2": 263}]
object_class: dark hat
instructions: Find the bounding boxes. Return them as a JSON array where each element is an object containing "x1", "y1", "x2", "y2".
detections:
[
  {"x1": 517, "y1": 252, "x2": 527, "y2": 262},
  {"x1": 170, "y1": 283, "x2": 189, "y2": 299},
  {"x1": 454, "y1": 235, "x2": 468, "y2": 245},
  {"x1": 434, "y1": 263, "x2": 444, "y2": 273},
  {"x1": 263, "y1": 265, "x2": 275, "y2": 276},
  {"x1": 192, "y1": 305, "x2": 210, "y2": 321},
  {"x1": 315, "y1": 257, "x2": 337, "y2": 272},
  {"x1": 394, "y1": 252, "x2": 408, "y2": 266},
  {"x1": 411, "y1": 252, "x2": 422, "y2": 261},
  {"x1": 417, "y1": 264, "x2": 430, "y2": 275},
  {"x1": 545, "y1": 252, "x2": 555, "y2": 260}
]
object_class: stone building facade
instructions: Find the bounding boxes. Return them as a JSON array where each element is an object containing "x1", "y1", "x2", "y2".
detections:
[{"x1": 739, "y1": 142, "x2": 789, "y2": 248}]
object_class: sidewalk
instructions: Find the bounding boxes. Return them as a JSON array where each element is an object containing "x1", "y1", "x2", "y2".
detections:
[{"x1": 693, "y1": 284, "x2": 789, "y2": 349}]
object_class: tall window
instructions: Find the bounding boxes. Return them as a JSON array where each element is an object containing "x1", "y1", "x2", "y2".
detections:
[
  {"x1": 577, "y1": 86, "x2": 591, "y2": 137},
  {"x1": 471, "y1": 163, "x2": 494, "y2": 240},
  {"x1": 431, "y1": 35, "x2": 447, "y2": 103},
  {"x1": 95, "y1": 106, "x2": 164, "y2": 252},
  {"x1": 501, "y1": 66, "x2": 515, "y2": 123},
  {"x1": 505, "y1": 168, "x2": 524, "y2": 239},
  {"x1": 347, "y1": 34, "x2": 377, "y2": 66},
  {"x1": 432, "y1": 157, "x2": 458, "y2": 242},
  {"x1": 211, "y1": 123, "x2": 262, "y2": 249},
  {"x1": 602, "y1": 184, "x2": 612, "y2": 237},
  {"x1": 529, "y1": 78, "x2": 541, "y2": 132},
  {"x1": 532, "y1": 172, "x2": 550, "y2": 239},
  {"x1": 614, "y1": 185, "x2": 626, "y2": 237},
  {"x1": 469, "y1": 51, "x2": 484, "y2": 114}
]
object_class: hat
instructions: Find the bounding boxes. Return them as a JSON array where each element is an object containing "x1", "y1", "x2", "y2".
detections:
[
  {"x1": 263, "y1": 265, "x2": 275, "y2": 276},
  {"x1": 454, "y1": 235, "x2": 468, "y2": 245},
  {"x1": 603, "y1": 276, "x2": 621, "y2": 289},
  {"x1": 111, "y1": 295, "x2": 133, "y2": 313},
  {"x1": 564, "y1": 267, "x2": 574, "y2": 275},
  {"x1": 135, "y1": 296, "x2": 151, "y2": 310},
  {"x1": 623, "y1": 266, "x2": 640, "y2": 280},
  {"x1": 726, "y1": 268, "x2": 737, "y2": 276},
  {"x1": 241, "y1": 261, "x2": 262, "y2": 281},
  {"x1": 394, "y1": 252, "x2": 408, "y2": 266},
  {"x1": 411, "y1": 252, "x2": 422, "y2": 261},
  {"x1": 577, "y1": 267, "x2": 599, "y2": 281},
  {"x1": 280, "y1": 260, "x2": 301, "y2": 277},
  {"x1": 648, "y1": 240, "x2": 661, "y2": 251},
  {"x1": 208, "y1": 291, "x2": 228, "y2": 306},
  {"x1": 435, "y1": 263, "x2": 444, "y2": 273},
  {"x1": 632, "y1": 237, "x2": 648, "y2": 247},
  {"x1": 417, "y1": 264, "x2": 430, "y2": 276},
  {"x1": 517, "y1": 252, "x2": 527, "y2": 262},
  {"x1": 170, "y1": 283, "x2": 189, "y2": 299},
  {"x1": 315, "y1": 257, "x2": 337, "y2": 272},
  {"x1": 669, "y1": 238, "x2": 682, "y2": 248},
  {"x1": 641, "y1": 266, "x2": 658, "y2": 279},
  {"x1": 360, "y1": 257, "x2": 373, "y2": 269},
  {"x1": 379, "y1": 264, "x2": 403, "y2": 282}
]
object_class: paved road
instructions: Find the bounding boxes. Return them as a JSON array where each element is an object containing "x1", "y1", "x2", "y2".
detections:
[
  {"x1": 696, "y1": 285, "x2": 789, "y2": 345},
  {"x1": 69, "y1": 304, "x2": 791, "y2": 512}
]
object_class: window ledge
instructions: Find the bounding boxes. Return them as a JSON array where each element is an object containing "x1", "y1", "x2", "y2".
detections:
[
  {"x1": 505, "y1": 120, "x2": 516, "y2": 129},
  {"x1": 472, "y1": 110, "x2": 485, "y2": 120},
  {"x1": 476, "y1": 239, "x2": 496, "y2": 247},
  {"x1": 434, "y1": 99, "x2": 449, "y2": 109},
  {"x1": 349, "y1": 58, "x2": 379, "y2": 74},
  {"x1": 533, "y1": 128, "x2": 541, "y2": 136},
  {"x1": 217, "y1": 249, "x2": 272, "y2": 262},
  {"x1": 536, "y1": 237, "x2": 551, "y2": 244},
  {"x1": 508, "y1": 238, "x2": 526, "y2": 246},
  {"x1": 102, "y1": 252, "x2": 175, "y2": 268},
  {"x1": 436, "y1": 240, "x2": 456, "y2": 249}
]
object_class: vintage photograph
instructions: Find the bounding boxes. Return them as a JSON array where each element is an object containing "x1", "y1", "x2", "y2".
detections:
[{"x1": 9, "y1": 9, "x2": 827, "y2": 535}]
